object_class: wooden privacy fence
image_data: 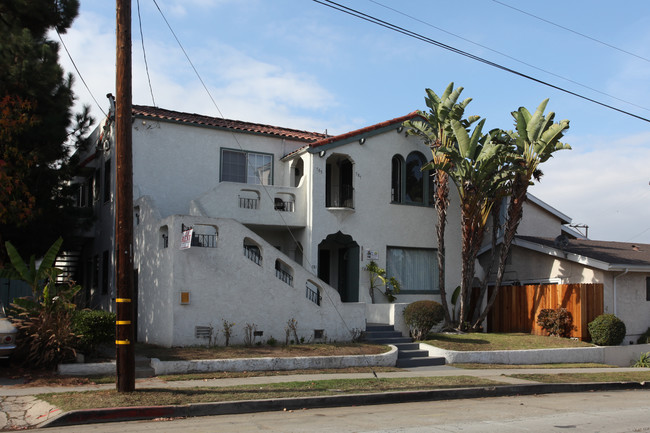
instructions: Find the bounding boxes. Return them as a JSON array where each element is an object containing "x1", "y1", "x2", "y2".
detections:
[{"x1": 487, "y1": 283, "x2": 604, "y2": 341}]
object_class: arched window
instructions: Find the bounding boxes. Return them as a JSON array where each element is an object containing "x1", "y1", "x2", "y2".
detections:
[
  {"x1": 391, "y1": 155, "x2": 403, "y2": 203},
  {"x1": 325, "y1": 154, "x2": 354, "y2": 208},
  {"x1": 392, "y1": 152, "x2": 434, "y2": 206},
  {"x1": 291, "y1": 157, "x2": 304, "y2": 187},
  {"x1": 405, "y1": 152, "x2": 426, "y2": 204}
]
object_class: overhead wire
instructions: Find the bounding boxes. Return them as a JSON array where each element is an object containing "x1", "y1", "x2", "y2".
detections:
[
  {"x1": 55, "y1": 29, "x2": 108, "y2": 118},
  {"x1": 150, "y1": 0, "x2": 373, "y2": 371},
  {"x1": 367, "y1": 0, "x2": 650, "y2": 113},
  {"x1": 151, "y1": 0, "x2": 223, "y2": 118},
  {"x1": 137, "y1": 0, "x2": 157, "y2": 107},
  {"x1": 492, "y1": 0, "x2": 650, "y2": 64},
  {"x1": 313, "y1": 0, "x2": 650, "y2": 124}
]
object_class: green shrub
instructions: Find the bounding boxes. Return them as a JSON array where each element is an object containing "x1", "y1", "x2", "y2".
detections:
[
  {"x1": 633, "y1": 352, "x2": 650, "y2": 368},
  {"x1": 637, "y1": 327, "x2": 650, "y2": 345},
  {"x1": 536, "y1": 307, "x2": 574, "y2": 338},
  {"x1": 12, "y1": 308, "x2": 78, "y2": 368},
  {"x1": 3, "y1": 237, "x2": 83, "y2": 368},
  {"x1": 588, "y1": 314, "x2": 626, "y2": 346},
  {"x1": 72, "y1": 310, "x2": 116, "y2": 354},
  {"x1": 403, "y1": 300, "x2": 444, "y2": 341}
]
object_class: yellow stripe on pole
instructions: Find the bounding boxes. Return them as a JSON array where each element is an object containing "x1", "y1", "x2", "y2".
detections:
[
  {"x1": 116, "y1": 320, "x2": 131, "y2": 325},
  {"x1": 115, "y1": 340, "x2": 131, "y2": 345},
  {"x1": 115, "y1": 298, "x2": 131, "y2": 303}
]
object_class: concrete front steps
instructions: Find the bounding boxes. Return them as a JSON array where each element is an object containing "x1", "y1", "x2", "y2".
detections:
[{"x1": 364, "y1": 323, "x2": 445, "y2": 368}]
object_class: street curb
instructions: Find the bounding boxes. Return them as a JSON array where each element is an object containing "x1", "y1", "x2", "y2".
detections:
[{"x1": 40, "y1": 381, "x2": 650, "y2": 428}]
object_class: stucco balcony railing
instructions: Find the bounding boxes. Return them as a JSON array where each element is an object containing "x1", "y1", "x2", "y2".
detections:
[{"x1": 190, "y1": 182, "x2": 307, "y2": 228}]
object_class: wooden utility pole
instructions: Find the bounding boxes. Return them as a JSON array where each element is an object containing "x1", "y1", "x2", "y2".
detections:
[{"x1": 115, "y1": 0, "x2": 135, "y2": 392}]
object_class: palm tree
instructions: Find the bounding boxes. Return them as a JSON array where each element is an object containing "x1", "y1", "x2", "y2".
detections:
[
  {"x1": 403, "y1": 83, "x2": 479, "y2": 325},
  {"x1": 471, "y1": 99, "x2": 570, "y2": 329},
  {"x1": 431, "y1": 119, "x2": 514, "y2": 328}
]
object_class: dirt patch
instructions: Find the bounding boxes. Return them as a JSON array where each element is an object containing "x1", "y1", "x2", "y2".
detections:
[
  {"x1": 0, "y1": 366, "x2": 105, "y2": 387},
  {"x1": 0, "y1": 343, "x2": 389, "y2": 387},
  {"x1": 136, "y1": 343, "x2": 389, "y2": 361}
]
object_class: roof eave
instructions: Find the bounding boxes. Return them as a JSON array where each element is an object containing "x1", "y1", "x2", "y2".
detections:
[
  {"x1": 513, "y1": 237, "x2": 650, "y2": 272},
  {"x1": 307, "y1": 111, "x2": 422, "y2": 153}
]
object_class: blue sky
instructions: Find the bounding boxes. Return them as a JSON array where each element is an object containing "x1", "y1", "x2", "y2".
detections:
[{"x1": 57, "y1": 0, "x2": 650, "y2": 243}]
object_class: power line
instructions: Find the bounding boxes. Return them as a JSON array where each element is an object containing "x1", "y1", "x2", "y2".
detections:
[
  {"x1": 152, "y1": 0, "x2": 223, "y2": 118},
  {"x1": 137, "y1": 0, "x2": 156, "y2": 107},
  {"x1": 149, "y1": 1, "x2": 375, "y2": 368},
  {"x1": 56, "y1": 29, "x2": 107, "y2": 118},
  {"x1": 367, "y1": 0, "x2": 650, "y2": 113},
  {"x1": 313, "y1": 0, "x2": 650, "y2": 124},
  {"x1": 492, "y1": 0, "x2": 650, "y2": 64}
]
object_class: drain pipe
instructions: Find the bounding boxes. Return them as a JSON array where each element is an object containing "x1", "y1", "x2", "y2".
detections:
[{"x1": 613, "y1": 269, "x2": 629, "y2": 316}]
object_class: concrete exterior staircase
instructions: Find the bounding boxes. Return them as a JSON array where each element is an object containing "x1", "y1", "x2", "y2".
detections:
[
  {"x1": 364, "y1": 323, "x2": 445, "y2": 368},
  {"x1": 135, "y1": 356, "x2": 155, "y2": 378}
]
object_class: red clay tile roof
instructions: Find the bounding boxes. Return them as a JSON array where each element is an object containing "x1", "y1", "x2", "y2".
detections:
[
  {"x1": 132, "y1": 105, "x2": 327, "y2": 143},
  {"x1": 309, "y1": 111, "x2": 422, "y2": 148}
]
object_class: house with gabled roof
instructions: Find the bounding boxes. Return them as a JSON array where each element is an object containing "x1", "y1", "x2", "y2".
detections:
[
  {"x1": 70, "y1": 100, "x2": 464, "y2": 346},
  {"x1": 70, "y1": 100, "x2": 649, "y2": 347},
  {"x1": 478, "y1": 194, "x2": 650, "y2": 344}
]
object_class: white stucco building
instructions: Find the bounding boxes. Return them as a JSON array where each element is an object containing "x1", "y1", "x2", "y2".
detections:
[
  {"x1": 71, "y1": 101, "x2": 649, "y2": 346},
  {"x1": 72, "y1": 102, "x2": 466, "y2": 346}
]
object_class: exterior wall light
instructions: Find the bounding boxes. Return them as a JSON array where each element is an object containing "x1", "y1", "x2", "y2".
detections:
[
  {"x1": 359, "y1": 138, "x2": 366, "y2": 145},
  {"x1": 319, "y1": 150, "x2": 326, "y2": 157}
]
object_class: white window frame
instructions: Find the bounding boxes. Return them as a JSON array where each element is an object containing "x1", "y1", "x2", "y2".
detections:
[
  {"x1": 386, "y1": 246, "x2": 438, "y2": 293},
  {"x1": 220, "y1": 148, "x2": 273, "y2": 185}
]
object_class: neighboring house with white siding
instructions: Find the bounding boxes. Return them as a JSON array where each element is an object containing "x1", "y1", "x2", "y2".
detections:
[{"x1": 478, "y1": 195, "x2": 650, "y2": 344}]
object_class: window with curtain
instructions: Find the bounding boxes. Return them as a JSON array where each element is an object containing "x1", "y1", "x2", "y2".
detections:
[
  {"x1": 221, "y1": 149, "x2": 273, "y2": 185},
  {"x1": 386, "y1": 247, "x2": 438, "y2": 293}
]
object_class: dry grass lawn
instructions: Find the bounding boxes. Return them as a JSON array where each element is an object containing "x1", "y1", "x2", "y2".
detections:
[{"x1": 425, "y1": 332, "x2": 593, "y2": 351}]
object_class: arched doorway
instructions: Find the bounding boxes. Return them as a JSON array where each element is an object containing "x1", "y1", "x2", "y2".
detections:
[{"x1": 317, "y1": 232, "x2": 359, "y2": 302}]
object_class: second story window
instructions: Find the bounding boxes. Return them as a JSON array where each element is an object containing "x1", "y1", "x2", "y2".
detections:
[
  {"x1": 391, "y1": 151, "x2": 435, "y2": 207},
  {"x1": 221, "y1": 149, "x2": 273, "y2": 185}
]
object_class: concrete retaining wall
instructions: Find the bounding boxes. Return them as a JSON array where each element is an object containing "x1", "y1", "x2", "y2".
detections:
[
  {"x1": 422, "y1": 343, "x2": 650, "y2": 367},
  {"x1": 58, "y1": 361, "x2": 116, "y2": 376},
  {"x1": 57, "y1": 346, "x2": 398, "y2": 376},
  {"x1": 151, "y1": 346, "x2": 398, "y2": 375}
]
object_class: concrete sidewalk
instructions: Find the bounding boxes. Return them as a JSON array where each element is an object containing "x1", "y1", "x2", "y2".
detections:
[{"x1": 1, "y1": 365, "x2": 648, "y2": 429}]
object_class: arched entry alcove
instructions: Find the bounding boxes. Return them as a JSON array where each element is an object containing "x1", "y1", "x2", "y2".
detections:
[{"x1": 317, "y1": 231, "x2": 359, "y2": 302}]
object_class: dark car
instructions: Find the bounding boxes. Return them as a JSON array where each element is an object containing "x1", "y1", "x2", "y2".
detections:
[{"x1": 0, "y1": 301, "x2": 17, "y2": 360}]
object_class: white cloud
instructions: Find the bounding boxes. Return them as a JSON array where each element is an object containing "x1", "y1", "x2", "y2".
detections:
[
  {"x1": 55, "y1": 11, "x2": 338, "y2": 133},
  {"x1": 53, "y1": 11, "x2": 116, "y2": 119},
  {"x1": 530, "y1": 131, "x2": 650, "y2": 243},
  {"x1": 162, "y1": 0, "x2": 241, "y2": 18}
]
